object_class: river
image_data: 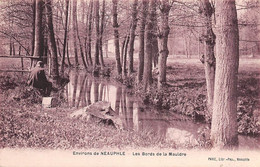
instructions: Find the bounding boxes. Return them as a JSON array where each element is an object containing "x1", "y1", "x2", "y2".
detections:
[{"x1": 61, "y1": 70, "x2": 260, "y2": 149}]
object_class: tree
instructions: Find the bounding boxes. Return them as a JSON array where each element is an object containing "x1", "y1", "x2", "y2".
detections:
[
  {"x1": 112, "y1": 0, "x2": 122, "y2": 75},
  {"x1": 199, "y1": 0, "x2": 216, "y2": 114},
  {"x1": 33, "y1": 0, "x2": 44, "y2": 65},
  {"x1": 31, "y1": 0, "x2": 36, "y2": 56},
  {"x1": 123, "y1": 34, "x2": 130, "y2": 76},
  {"x1": 76, "y1": 2, "x2": 88, "y2": 69},
  {"x1": 99, "y1": 0, "x2": 106, "y2": 68},
  {"x1": 137, "y1": 0, "x2": 148, "y2": 83},
  {"x1": 61, "y1": 0, "x2": 70, "y2": 72},
  {"x1": 157, "y1": 0, "x2": 171, "y2": 89},
  {"x1": 143, "y1": 0, "x2": 157, "y2": 90},
  {"x1": 45, "y1": 0, "x2": 59, "y2": 79},
  {"x1": 128, "y1": 0, "x2": 138, "y2": 75},
  {"x1": 94, "y1": 0, "x2": 100, "y2": 68},
  {"x1": 87, "y1": 0, "x2": 94, "y2": 66},
  {"x1": 152, "y1": 27, "x2": 159, "y2": 68},
  {"x1": 210, "y1": 0, "x2": 239, "y2": 149},
  {"x1": 72, "y1": 0, "x2": 79, "y2": 67},
  {"x1": 238, "y1": 0, "x2": 260, "y2": 55}
]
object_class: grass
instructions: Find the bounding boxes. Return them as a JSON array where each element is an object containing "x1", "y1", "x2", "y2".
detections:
[
  {"x1": 0, "y1": 57, "x2": 259, "y2": 149},
  {"x1": 0, "y1": 72, "x2": 203, "y2": 149},
  {"x1": 131, "y1": 58, "x2": 260, "y2": 135},
  {"x1": 0, "y1": 92, "x2": 184, "y2": 149}
]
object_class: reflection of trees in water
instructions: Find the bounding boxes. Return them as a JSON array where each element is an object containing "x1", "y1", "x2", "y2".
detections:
[
  {"x1": 99, "y1": 83, "x2": 104, "y2": 101},
  {"x1": 72, "y1": 70, "x2": 79, "y2": 107},
  {"x1": 66, "y1": 74, "x2": 168, "y2": 135},
  {"x1": 76, "y1": 74, "x2": 87, "y2": 108},
  {"x1": 81, "y1": 78, "x2": 87, "y2": 106},
  {"x1": 118, "y1": 89, "x2": 134, "y2": 130},
  {"x1": 86, "y1": 78, "x2": 92, "y2": 105},
  {"x1": 126, "y1": 95, "x2": 134, "y2": 130},
  {"x1": 65, "y1": 75, "x2": 197, "y2": 140},
  {"x1": 120, "y1": 89, "x2": 127, "y2": 128},
  {"x1": 115, "y1": 87, "x2": 122, "y2": 115},
  {"x1": 93, "y1": 79, "x2": 99, "y2": 102},
  {"x1": 133, "y1": 103, "x2": 141, "y2": 131},
  {"x1": 63, "y1": 70, "x2": 71, "y2": 106}
]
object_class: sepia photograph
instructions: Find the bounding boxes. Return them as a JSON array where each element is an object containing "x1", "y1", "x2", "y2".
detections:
[{"x1": 0, "y1": 0, "x2": 259, "y2": 166}]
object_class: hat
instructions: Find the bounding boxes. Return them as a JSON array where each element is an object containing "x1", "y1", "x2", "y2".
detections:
[{"x1": 36, "y1": 61, "x2": 44, "y2": 67}]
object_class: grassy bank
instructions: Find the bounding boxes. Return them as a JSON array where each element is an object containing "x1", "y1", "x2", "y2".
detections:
[
  {"x1": 0, "y1": 57, "x2": 259, "y2": 150},
  {"x1": 0, "y1": 72, "x2": 208, "y2": 149},
  {"x1": 113, "y1": 58, "x2": 260, "y2": 136}
]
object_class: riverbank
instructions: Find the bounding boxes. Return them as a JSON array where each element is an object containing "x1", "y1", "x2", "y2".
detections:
[
  {"x1": 0, "y1": 70, "x2": 208, "y2": 149},
  {"x1": 112, "y1": 58, "x2": 260, "y2": 136},
  {"x1": 0, "y1": 57, "x2": 259, "y2": 150}
]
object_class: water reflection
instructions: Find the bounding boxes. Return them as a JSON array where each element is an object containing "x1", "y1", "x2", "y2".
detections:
[
  {"x1": 64, "y1": 70, "x2": 260, "y2": 149},
  {"x1": 65, "y1": 70, "x2": 203, "y2": 138}
]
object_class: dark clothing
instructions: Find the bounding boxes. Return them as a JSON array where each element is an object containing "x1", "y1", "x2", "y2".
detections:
[{"x1": 28, "y1": 67, "x2": 52, "y2": 96}]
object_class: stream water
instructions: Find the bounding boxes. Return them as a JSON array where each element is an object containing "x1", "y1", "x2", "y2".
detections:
[{"x1": 62, "y1": 70, "x2": 260, "y2": 149}]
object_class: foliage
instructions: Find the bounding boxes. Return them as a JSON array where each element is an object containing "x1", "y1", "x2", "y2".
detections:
[
  {"x1": 0, "y1": 73, "x2": 205, "y2": 149},
  {"x1": 132, "y1": 67, "x2": 260, "y2": 136},
  {"x1": 237, "y1": 77, "x2": 260, "y2": 135},
  {"x1": 0, "y1": 95, "x2": 194, "y2": 149}
]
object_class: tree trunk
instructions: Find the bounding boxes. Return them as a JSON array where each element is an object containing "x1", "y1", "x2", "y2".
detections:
[
  {"x1": 31, "y1": 0, "x2": 36, "y2": 56},
  {"x1": 9, "y1": 39, "x2": 13, "y2": 56},
  {"x1": 123, "y1": 35, "x2": 130, "y2": 76},
  {"x1": 121, "y1": 35, "x2": 127, "y2": 65},
  {"x1": 94, "y1": 0, "x2": 100, "y2": 68},
  {"x1": 105, "y1": 40, "x2": 108, "y2": 57},
  {"x1": 152, "y1": 35, "x2": 159, "y2": 68},
  {"x1": 137, "y1": 0, "x2": 148, "y2": 83},
  {"x1": 66, "y1": 0, "x2": 72, "y2": 66},
  {"x1": 99, "y1": 0, "x2": 106, "y2": 68},
  {"x1": 200, "y1": 0, "x2": 216, "y2": 114},
  {"x1": 87, "y1": 0, "x2": 93, "y2": 66},
  {"x1": 72, "y1": 0, "x2": 79, "y2": 67},
  {"x1": 210, "y1": 0, "x2": 239, "y2": 149},
  {"x1": 45, "y1": 0, "x2": 59, "y2": 79},
  {"x1": 61, "y1": 0, "x2": 69, "y2": 72},
  {"x1": 152, "y1": 11, "x2": 159, "y2": 68},
  {"x1": 56, "y1": 38, "x2": 62, "y2": 58},
  {"x1": 75, "y1": 4, "x2": 88, "y2": 69},
  {"x1": 184, "y1": 36, "x2": 189, "y2": 58},
  {"x1": 43, "y1": 36, "x2": 48, "y2": 64},
  {"x1": 112, "y1": 0, "x2": 122, "y2": 75},
  {"x1": 12, "y1": 43, "x2": 15, "y2": 56},
  {"x1": 158, "y1": 0, "x2": 171, "y2": 89},
  {"x1": 67, "y1": 37, "x2": 72, "y2": 66},
  {"x1": 128, "y1": 0, "x2": 138, "y2": 75},
  {"x1": 33, "y1": 0, "x2": 44, "y2": 65},
  {"x1": 143, "y1": 0, "x2": 157, "y2": 90}
]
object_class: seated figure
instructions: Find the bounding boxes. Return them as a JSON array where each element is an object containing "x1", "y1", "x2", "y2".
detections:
[{"x1": 27, "y1": 61, "x2": 52, "y2": 96}]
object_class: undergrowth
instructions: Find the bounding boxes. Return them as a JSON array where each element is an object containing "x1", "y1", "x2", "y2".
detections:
[{"x1": 1, "y1": 73, "x2": 208, "y2": 149}]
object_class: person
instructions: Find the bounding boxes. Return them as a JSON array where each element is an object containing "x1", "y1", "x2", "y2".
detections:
[{"x1": 27, "y1": 61, "x2": 52, "y2": 96}]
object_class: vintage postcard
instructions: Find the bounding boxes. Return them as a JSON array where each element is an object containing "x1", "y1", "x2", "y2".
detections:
[{"x1": 0, "y1": 0, "x2": 259, "y2": 166}]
